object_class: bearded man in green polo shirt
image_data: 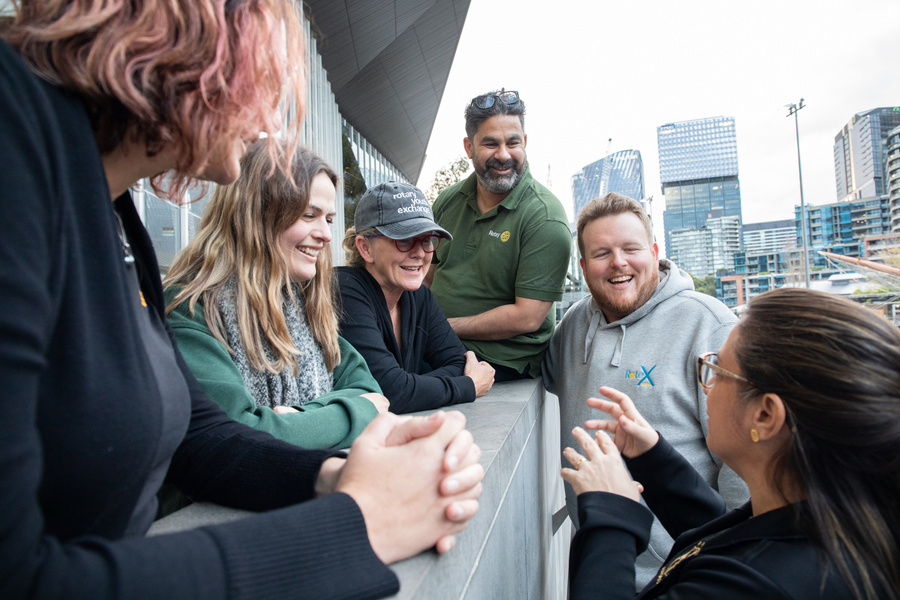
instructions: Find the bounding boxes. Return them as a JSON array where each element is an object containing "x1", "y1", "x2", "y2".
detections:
[{"x1": 425, "y1": 89, "x2": 572, "y2": 382}]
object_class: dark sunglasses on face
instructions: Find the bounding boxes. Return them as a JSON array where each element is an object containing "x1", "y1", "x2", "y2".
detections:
[
  {"x1": 365, "y1": 233, "x2": 441, "y2": 253},
  {"x1": 472, "y1": 90, "x2": 519, "y2": 110}
]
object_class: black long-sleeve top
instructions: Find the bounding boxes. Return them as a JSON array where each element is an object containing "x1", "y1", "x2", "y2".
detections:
[
  {"x1": 337, "y1": 266, "x2": 475, "y2": 413},
  {"x1": 0, "y1": 39, "x2": 397, "y2": 600},
  {"x1": 569, "y1": 436, "x2": 856, "y2": 599}
]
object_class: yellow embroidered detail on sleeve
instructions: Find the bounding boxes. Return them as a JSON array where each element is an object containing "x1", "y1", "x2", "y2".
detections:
[{"x1": 655, "y1": 540, "x2": 705, "y2": 584}]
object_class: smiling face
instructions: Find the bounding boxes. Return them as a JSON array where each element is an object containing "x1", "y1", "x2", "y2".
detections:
[
  {"x1": 360, "y1": 234, "x2": 433, "y2": 300},
  {"x1": 580, "y1": 212, "x2": 659, "y2": 323},
  {"x1": 464, "y1": 114, "x2": 527, "y2": 196},
  {"x1": 279, "y1": 172, "x2": 336, "y2": 283}
]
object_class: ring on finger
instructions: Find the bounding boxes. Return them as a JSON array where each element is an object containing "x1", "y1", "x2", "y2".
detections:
[{"x1": 574, "y1": 458, "x2": 584, "y2": 470}]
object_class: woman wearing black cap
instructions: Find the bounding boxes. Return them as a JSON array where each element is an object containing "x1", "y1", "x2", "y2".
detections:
[{"x1": 339, "y1": 182, "x2": 495, "y2": 413}]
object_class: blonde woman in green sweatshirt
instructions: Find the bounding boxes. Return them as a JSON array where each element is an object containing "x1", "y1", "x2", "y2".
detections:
[{"x1": 165, "y1": 141, "x2": 388, "y2": 450}]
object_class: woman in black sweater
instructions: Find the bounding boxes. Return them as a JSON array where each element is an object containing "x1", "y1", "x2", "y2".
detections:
[
  {"x1": 562, "y1": 288, "x2": 900, "y2": 600},
  {"x1": 339, "y1": 181, "x2": 495, "y2": 413},
  {"x1": 0, "y1": 2, "x2": 482, "y2": 599}
]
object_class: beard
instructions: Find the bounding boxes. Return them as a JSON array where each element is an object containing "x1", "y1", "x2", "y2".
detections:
[
  {"x1": 474, "y1": 156, "x2": 527, "y2": 194},
  {"x1": 586, "y1": 268, "x2": 659, "y2": 323}
]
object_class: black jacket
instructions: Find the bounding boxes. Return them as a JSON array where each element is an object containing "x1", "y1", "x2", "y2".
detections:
[
  {"x1": 337, "y1": 266, "x2": 474, "y2": 412},
  {"x1": 0, "y1": 40, "x2": 396, "y2": 600},
  {"x1": 569, "y1": 437, "x2": 855, "y2": 599}
]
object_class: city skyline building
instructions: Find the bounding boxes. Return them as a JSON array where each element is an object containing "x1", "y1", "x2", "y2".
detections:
[
  {"x1": 571, "y1": 149, "x2": 645, "y2": 217},
  {"x1": 716, "y1": 198, "x2": 890, "y2": 308},
  {"x1": 794, "y1": 196, "x2": 889, "y2": 268},
  {"x1": 668, "y1": 214, "x2": 741, "y2": 278},
  {"x1": 657, "y1": 115, "x2": 744, "y2": 261},
  {"x1": 742, "y1": 219, "x2": 797, "y2": 255},
  {"x1": 834, "y1": 106, "x2": 900, "y2": 202},
  {"x1": 887, "y1": 125, "x2": 900, "y2": 232}
]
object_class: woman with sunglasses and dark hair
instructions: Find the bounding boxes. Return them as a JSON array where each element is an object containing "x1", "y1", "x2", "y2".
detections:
[
  {"x1": 339, "y1": 182, "x2": 495, "y2": 413},
  {"x1": 561, "y1": 287, "x2": 900, "y2": 600}
]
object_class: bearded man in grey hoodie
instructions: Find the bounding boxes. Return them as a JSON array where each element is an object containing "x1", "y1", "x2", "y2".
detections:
[{"x1": 542, "y1": 192, "x2": 748, "y2": 591}]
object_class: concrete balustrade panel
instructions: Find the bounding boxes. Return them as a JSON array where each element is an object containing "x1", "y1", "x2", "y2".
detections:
[{"x1": 148, "y1": 380, "x2": 571, "y2": 599}]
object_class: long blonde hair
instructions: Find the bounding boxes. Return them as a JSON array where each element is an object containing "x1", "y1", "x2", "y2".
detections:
[{"x1": 165, "y1": 140, "x2": 340, "y2": 373}]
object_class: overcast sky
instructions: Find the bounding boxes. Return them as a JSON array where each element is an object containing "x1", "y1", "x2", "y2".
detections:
[{"x1": 416, "y1": 0, "x2": 900, "y2": 256}]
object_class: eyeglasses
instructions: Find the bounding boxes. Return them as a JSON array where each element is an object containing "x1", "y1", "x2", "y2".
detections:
[
  {"x1": 365, "y1": 233, "x2": 441, "y2": 253},
  {"x1": 471, "y1": 90, "x2": 519, "y2": 110},
  {"x1": 697, "y1": 352, "x2": 752, "y2": 390}
]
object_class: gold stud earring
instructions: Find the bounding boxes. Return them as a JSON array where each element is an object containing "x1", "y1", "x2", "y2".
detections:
[{"x1": 750, "y1": 429, "x2": 759, "y2": 443}]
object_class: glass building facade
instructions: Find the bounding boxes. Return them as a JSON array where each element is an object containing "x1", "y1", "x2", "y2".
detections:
[
  {"x1": 660, "y1": 178, "x2": 742, "y2": 238},
  {"x1": 793, "y1": 196, "x2": 889, "y2": 268},
  {"x1": 742, "y1": 219, "x2": 796, "y2": 255},
  {"x1": 571, "y1": 149, "x2": 645, "y2": 218},
  {"x1": 834, "y1": 107, "x2": 900, "y2": 202},
  {"x1": 887, "y1": 125, "x2": 900, "y2": 232},
  {"x1": 658, "y1": 116, "x2": 739, "y2": 182},
  {"x1": 668, "y1": 215, "x2": 741, "y2": 278},
  {"x1": 657, "y1": 117, "x2": 743, "y2": 258}
]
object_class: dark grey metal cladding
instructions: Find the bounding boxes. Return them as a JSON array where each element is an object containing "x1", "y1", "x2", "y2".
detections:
[{"x1": 305, "y1": 0, "x2": 472, "y2": 183}]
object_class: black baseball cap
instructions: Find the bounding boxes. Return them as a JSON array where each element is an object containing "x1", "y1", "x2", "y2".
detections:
[{"x1": 354, "y1": 181, "x2": 451, "y2": 240}]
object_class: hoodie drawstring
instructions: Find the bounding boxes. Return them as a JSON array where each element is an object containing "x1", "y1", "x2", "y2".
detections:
[{"x1": 610, "y1": 324, "x2": 627, "y2": 367}]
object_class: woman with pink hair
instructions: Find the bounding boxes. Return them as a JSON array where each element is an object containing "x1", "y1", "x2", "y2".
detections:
[{"x1": 0, "y1": 2, "x2": 482, "y2": 599}]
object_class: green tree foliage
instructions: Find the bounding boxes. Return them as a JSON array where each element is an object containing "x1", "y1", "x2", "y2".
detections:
[
  {"x1": 425, "y1": 156, "x2": 470, "y2": 203},
  {"x1": 691, "y1": 273, "x2": 717, "y2": 297}
]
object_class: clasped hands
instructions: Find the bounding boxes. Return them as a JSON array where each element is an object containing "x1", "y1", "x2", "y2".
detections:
[
  {"x1": 561, "y1": 386, "x2": 660, "y2": 502},
  {"x1": 316, "y1": 410, "x2": 483, "y2": 565}
]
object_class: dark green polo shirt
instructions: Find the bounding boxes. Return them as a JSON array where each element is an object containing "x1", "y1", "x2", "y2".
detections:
[{"x1": 431, "y1": 167, "x2": 572, "y2": 375}]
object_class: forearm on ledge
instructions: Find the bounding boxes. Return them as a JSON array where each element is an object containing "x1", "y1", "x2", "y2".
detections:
[{"x1": 448, "y1": 297, "x2": 551, "y2": 341}]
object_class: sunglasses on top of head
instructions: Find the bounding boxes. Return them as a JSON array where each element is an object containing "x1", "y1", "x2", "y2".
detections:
[{"x1": 471, "y1": 90, "x2": 519, "y2": 110}]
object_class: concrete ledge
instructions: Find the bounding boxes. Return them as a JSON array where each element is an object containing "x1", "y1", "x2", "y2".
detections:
[{"x1": 149, "y1": 380, "x2": 570, "y2": 599}]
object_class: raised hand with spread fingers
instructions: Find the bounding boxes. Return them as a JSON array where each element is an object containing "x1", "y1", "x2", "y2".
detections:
[
  {"x1": 561, "y1": 427, "x2": 642, "y2": 501},
  {"x1": 583, "y1": 386, "x2": 659, "y2": 458}
]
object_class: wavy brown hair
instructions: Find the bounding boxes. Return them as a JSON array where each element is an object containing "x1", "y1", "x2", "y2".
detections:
[
  {"x1": 164, "y1": 141, "x2": 340, "y2": 373},
  {"x1": 2, "y1": 0, "x2": 305, "y2": 199},
  {"x1": 737, "y1": 288, "x2": 900, "y2": 600}
]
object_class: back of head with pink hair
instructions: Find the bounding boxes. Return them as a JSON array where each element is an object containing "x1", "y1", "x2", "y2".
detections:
[{"x1": 3, "y1": 0, "x2": 306, "y2": 198}]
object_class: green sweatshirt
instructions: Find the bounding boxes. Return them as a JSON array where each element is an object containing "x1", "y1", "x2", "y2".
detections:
[{"x1": 167, "y1": 292, "x2": 380, "y2": 450}]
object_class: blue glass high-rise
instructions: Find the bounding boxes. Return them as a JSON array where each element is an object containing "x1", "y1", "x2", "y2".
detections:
[
  {"x1": 572, "y1": 149, "x2": 645, "y2": 218},
  {"x1": 657, "y1": 116, "x2": 744, "y2": 257}
]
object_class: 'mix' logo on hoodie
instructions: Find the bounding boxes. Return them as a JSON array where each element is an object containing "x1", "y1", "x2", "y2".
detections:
[{"x1": 625, "y1": 365, "x2": 656, "y2": 386}]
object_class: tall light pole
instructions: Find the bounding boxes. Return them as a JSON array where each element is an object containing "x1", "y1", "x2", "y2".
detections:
[{"x1": 786, "y1": 98, "x2": 810, "y2": 288}]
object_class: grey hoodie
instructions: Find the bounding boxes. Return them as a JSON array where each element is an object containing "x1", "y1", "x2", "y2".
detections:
[{"x1": 543, "y1": 259, "x2": 748, "y2": 590}]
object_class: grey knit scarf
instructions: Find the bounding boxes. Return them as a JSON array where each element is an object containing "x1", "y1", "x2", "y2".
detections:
[{"x1": 216, "y1": 278, "x2": 332, "y2": 408}]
